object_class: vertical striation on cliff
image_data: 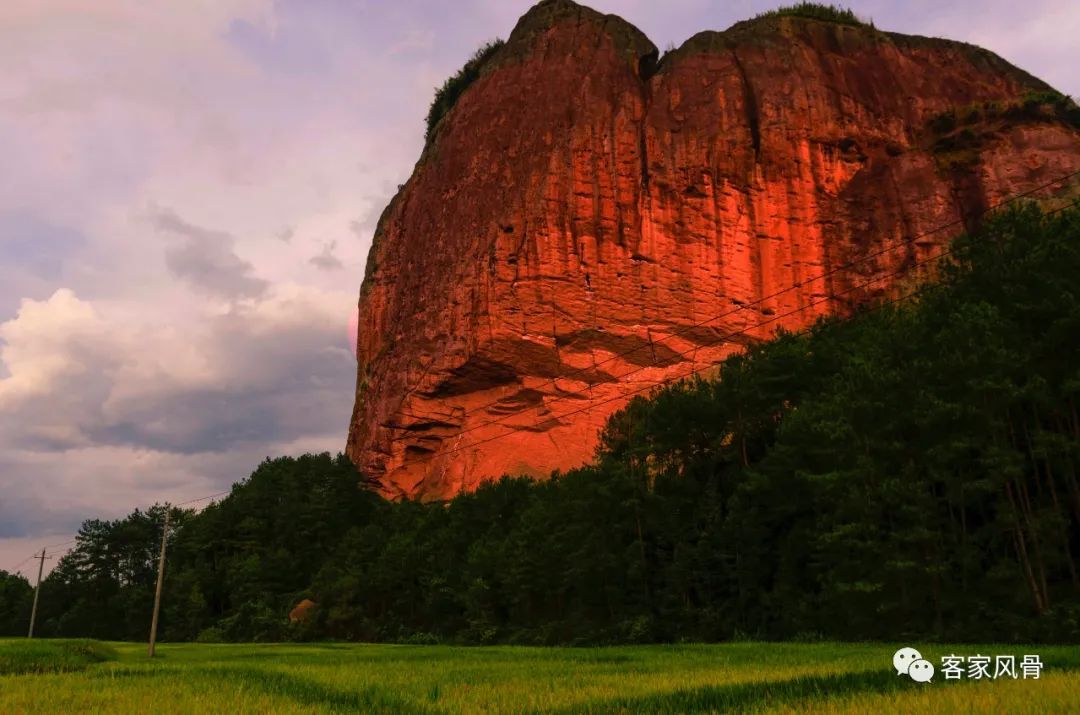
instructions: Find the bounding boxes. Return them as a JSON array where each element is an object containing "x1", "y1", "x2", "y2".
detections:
[{"x1": 347, "y1": 0, "x2": 1080, "y2": 500}]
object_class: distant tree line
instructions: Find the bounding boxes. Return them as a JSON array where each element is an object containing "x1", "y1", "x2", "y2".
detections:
[{"x1": 2, "y1": 204, "x2": 1078, "y2": 644}]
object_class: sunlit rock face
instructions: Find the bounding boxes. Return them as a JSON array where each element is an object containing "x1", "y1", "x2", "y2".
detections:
[{"x1": 346, "y1": 0, "x2": 1080, "y2": 500}]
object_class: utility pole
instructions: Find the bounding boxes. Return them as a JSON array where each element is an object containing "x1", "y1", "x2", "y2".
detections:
[
  {"x1": 27, "y1": 548, "x2": 49, "y2": 638},
  {"x1": 148, "y1": 510, "x2": 170, "y2": 658}
]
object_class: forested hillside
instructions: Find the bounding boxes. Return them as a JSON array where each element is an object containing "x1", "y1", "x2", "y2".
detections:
[{"x1": 3, "y1": 204, "x2": 1078, "y2": 644}]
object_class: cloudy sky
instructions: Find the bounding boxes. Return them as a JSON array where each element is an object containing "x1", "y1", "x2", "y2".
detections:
[{"x1": 2, "y1": 0, "x2": 1078, "y2": 578}]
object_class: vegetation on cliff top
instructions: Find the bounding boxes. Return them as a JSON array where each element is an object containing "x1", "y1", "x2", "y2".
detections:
[
  {"x1": 930, "y1": 90, "x2": 1080, "y2": 136},
  {"x1": 425, "y1": 39, "x2": 504, "y2": 142},
  {"x1": 929, "y1": 90, "x2": 1080, "y2": 169},
  {"x1": 754, "y1": 3, "x2": 872, "y2": 28},
  {"x1": 3, "y1": 203, "x2": 1079, "y2": 646}
]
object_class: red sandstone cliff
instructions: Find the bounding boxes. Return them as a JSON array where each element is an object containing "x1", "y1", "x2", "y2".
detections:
[{"x1": 346, "y1": 0, "x2": 1080, "y2": 500}]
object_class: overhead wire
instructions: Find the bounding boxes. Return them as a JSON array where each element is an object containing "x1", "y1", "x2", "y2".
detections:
[
  {"x1": 374, "y1": 168, "x2": 1080, "y2": 454},
  {"x1": 5, "y1": 553, "x2": 36, "y2": 575},
  {"x1": 14, "y1": 171, "x2": 1080, "y2": 552},
  {"x1": 23, "y1": 487, "x2": 236, "y2": 563},
  {"x1": 417, "y1": 198, "x2": 1078, "y2": 462}
]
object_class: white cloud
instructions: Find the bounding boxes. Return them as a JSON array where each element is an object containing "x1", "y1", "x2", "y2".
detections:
[
  {"x1": 0, "y1": 283, "x2": 354, "y2": 456},
  {"x1": 0, "y1": 289, "x2": 108, "y2": 404},
  {"x1": 0, "y1": 0, "x2": 420, "y2": 549}
]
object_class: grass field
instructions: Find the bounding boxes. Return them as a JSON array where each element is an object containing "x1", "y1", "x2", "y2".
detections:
[{"x1": 1, "y1": 639, "x2": 1077, "y2": 713}]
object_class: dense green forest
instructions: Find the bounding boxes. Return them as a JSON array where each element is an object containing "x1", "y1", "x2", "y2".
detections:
[{"x1": 2, "y1": 204, "x2": 1079, "y2": 644}]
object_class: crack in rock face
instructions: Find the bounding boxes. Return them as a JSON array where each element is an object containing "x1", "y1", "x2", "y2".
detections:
[{"x1": 346, "y1": 0, "x2": 1080, "y2": 500}]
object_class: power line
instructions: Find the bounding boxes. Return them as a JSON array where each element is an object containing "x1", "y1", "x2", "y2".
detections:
[
  {"x1": 11, "y1": 190, "x2": 1074, "y2": 641},
  {"x1": 418, "y1": 200, "x2": 1077, "y2": 464},
  {"x1": 175, "y1": 489, "x2": 232, "y2": 507},
  {"x1": 32, "y1": 488, "x2": 235, "y2": 562},
  {"x1": 15, "y1": 485, "x2": 232, "y2": 649},
  {"x1": 5, "y1": 554, "x2": 35, "y2": 575},
  {"x1": 147, "y1": 510, "x2": 170, "y2": 658},
  {"x1": 381, "y1": 168, "x2": 1080, "y2": 450},
  {"x1": 27, "y1": 549, "x2": 51, "y2": 638}
]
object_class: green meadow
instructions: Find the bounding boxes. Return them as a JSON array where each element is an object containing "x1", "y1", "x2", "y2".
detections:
[{"x1": 1, "y1": 639, "x2": 1077, "y2": 713}]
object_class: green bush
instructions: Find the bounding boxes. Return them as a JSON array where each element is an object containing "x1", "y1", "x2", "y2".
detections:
[
  {"x1": 0, "y1": 571, "x2": 31, "y2": 637},
  {"x1": 216, "y1": 603, "x2": 286, "y2": 643},
  {"x1": 931, "y1": 91, "x2": 1080, "y2": 137},
  {"x1": 0, "y1": 639, "x2": 116, "y2": 675},
  {"x1": 425, "y1": 39, "x2": 504, "y2": 141},
  {"x1": 755, "y1": 3, "x2": 871, "y2": 28},
  {"x1": 1021, "y1": 89, "x2": 1070, "y2": 109},
  {"x1": 1017, "y1": 90, "x2": 1080, "y2": 129},
  {"x1": 195, "y1": 626, "x2": 225, "y2": 643},
  {"x1": 928, "y1": 90, "x2": 1080, "y2": 169},
  {"x1": 399, "y1": 631, "x2": 440, "y2": 646},
  {"x1": 928, "y1": 110, "x2": 957, "y2": 135}
]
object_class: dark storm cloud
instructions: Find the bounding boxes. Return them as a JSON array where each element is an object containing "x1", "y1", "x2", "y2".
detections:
[
  {"x1": 0, "y1": 213, "x2": 89, "y2": 327},
  {"x1": 91, "y1": 347, "x2": 354, "y2": 455},
  {"x1": 0, "y1": 489, "x2": 81, "y2": 540},
  {"x1": 92, "y1": 385, "x2": 347, "y2": 454},
  {"x1": 309, "y1": 241, "x2": 344, "y2": 271},
  {"x1": 151, "y1": 207, "x2": 268, "y2": 299},
  {"x1": 0, "y1": 284, "x2": 353, "y2": 457},
  {"x1": 0, "y1": 212, "x2": 85, "y2": 282},
  {"x1": 108, "y1": 295, "x2": 350, "y2": 454},
  {"x1": 0, "y1": 502, "x2": 37, "y2": 539}
]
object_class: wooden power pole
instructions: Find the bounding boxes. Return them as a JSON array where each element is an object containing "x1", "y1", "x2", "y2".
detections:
[
  {"x1": 27, "y1": 548, "x2": 49, "y2": 638},
  {"x1": 148, "y1": 510, "x2": 170, "y2": 657}
]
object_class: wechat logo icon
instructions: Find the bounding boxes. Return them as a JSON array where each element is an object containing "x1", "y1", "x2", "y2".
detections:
[{"x1": 894, "y1": 647, "x2": 935, "y2": 682}]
